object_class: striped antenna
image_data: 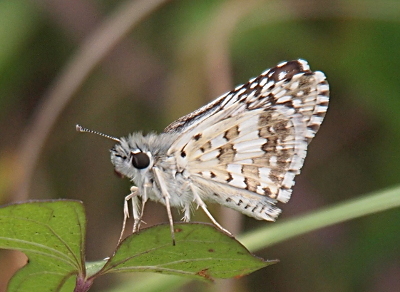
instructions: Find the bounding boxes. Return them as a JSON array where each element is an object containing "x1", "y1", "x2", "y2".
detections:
[{"x1": 76, "y1": 124, "x2": 121, "y2": 143}]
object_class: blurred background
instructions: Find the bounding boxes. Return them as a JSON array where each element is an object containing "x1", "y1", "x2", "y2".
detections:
[{"x1": 1, "y1": 0, "x2": 400, "y2": 291}]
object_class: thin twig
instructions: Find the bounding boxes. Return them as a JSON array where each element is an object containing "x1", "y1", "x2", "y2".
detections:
[{"x1": 12, "y1": 0, "x2": 170, "y2": 201}]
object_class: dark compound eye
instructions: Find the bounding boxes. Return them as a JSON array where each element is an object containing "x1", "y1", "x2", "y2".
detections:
[{"x1": 131, "y1": 152, "x2": 150, "y2": 169}]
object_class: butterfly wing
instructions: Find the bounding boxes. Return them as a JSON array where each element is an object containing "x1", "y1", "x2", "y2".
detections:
[{"x1": 165, "y1": 60, "x2": 329, "y2": 221}]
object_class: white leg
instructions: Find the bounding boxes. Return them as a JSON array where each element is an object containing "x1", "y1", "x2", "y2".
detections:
[
  {"x1": 181, "y1": 203, "x2": 191, "y2": 222},
  {"x1": 131, "y1": 195, "x2": 142, "y2": 233},
  {"x1": 136, "y1": 182, "x2": 152, "y2": 230},
  {"x1": 153, "y1": 167, "x2": 176, "y2": 245},
  {"x1": 118, "y1": 186, "x2": 140, "y2": 244},
  {"x1": 190, "y1": 184, "x2": 233, "y2": 236},
  {"x1": 133, "y1": 197, "x2": 147, "y2": 232}
]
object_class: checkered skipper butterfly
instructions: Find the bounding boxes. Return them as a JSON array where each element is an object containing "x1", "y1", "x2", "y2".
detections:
[{"x1": 77, "y1": 59, "x2": 329, "y2": 244}]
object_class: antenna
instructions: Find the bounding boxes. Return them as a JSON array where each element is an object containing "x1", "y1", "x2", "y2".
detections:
[{"x1": 76, "y1": 124, "x2": 121, "y2": 143}]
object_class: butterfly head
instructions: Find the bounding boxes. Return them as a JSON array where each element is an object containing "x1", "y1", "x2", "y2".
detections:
[
  {"x1": 76, "y1": 124, "x2": 153, "y2": 179},
  {"x1": 110, "y1": 138, "x2": 153, "y2": 179}
]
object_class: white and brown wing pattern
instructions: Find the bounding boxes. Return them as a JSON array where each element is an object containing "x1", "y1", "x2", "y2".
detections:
[{"x1": 168, "y1": 60, "x2": 329, "y2": 221}]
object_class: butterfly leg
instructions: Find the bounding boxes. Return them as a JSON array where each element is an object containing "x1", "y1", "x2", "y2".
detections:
[
  {"x1": 133, "y1": 182, "x2": 152, "y2": 232},
  {"x1": 134, "y1": 196, "x2": 148, "y2": 232},
  {"x1": 181, "y1": 204, "x2": 191, "y2": 222},
  {"x1": 117, "y1": 186, "x2": 140, "y2": 244},
  {"x1": 180, "y1": 181, "x2": 192, "y2": 222},
  {"x1": 153, "y1": 167, "x2": 176, "y2": 245},
  {"x1": 190, "y1": 184, "x2": 233, "y2": 237}
]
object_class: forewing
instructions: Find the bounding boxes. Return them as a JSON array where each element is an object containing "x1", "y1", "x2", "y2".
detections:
[
  {"x1": 164, "y1": 59, "x2": 329, "y2": 136},
  {"x1": 166, "y1": 60, "x2": 329, "y2": 221}
]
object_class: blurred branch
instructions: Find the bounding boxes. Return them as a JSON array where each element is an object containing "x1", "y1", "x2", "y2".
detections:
[
  {"x1": 12, "y1": 0, "x2": 170, "y2": 201},
  {"x1": 204, "y1": 0, "x2": 258, "y2": 97},
  {"x1": 204, "y1": 0, "x2": 261, "y2": 236},
  {"x1": 33, "y1": 0, "x2": 165, "y2": 95},
  {"x1": 203, "y1": 2, "x2": 260, "y2": 291}
]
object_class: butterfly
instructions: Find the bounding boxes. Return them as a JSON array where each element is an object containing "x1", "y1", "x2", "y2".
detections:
[{"x1": 77, "y1": 59, "x2": 329, "y2": 245}]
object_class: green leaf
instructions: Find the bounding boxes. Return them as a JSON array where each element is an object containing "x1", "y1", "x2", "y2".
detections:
[
  {"x1": 104, "y1": 185, "x2": 400, "y2": 291},
  {"x1": 0, "y1": 201, "x2": 273, "y2": 291},
  {"x1": 0, "y1": 200, "x2": 86, "y2": 292},
  {"x1": 97, "y1": 223, "x2": 274, "y2": 281}
]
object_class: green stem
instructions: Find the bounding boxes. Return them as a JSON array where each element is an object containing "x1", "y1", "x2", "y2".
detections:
[{"x1": 239, "y1": 185, "x2": 400, "y2": 251}]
